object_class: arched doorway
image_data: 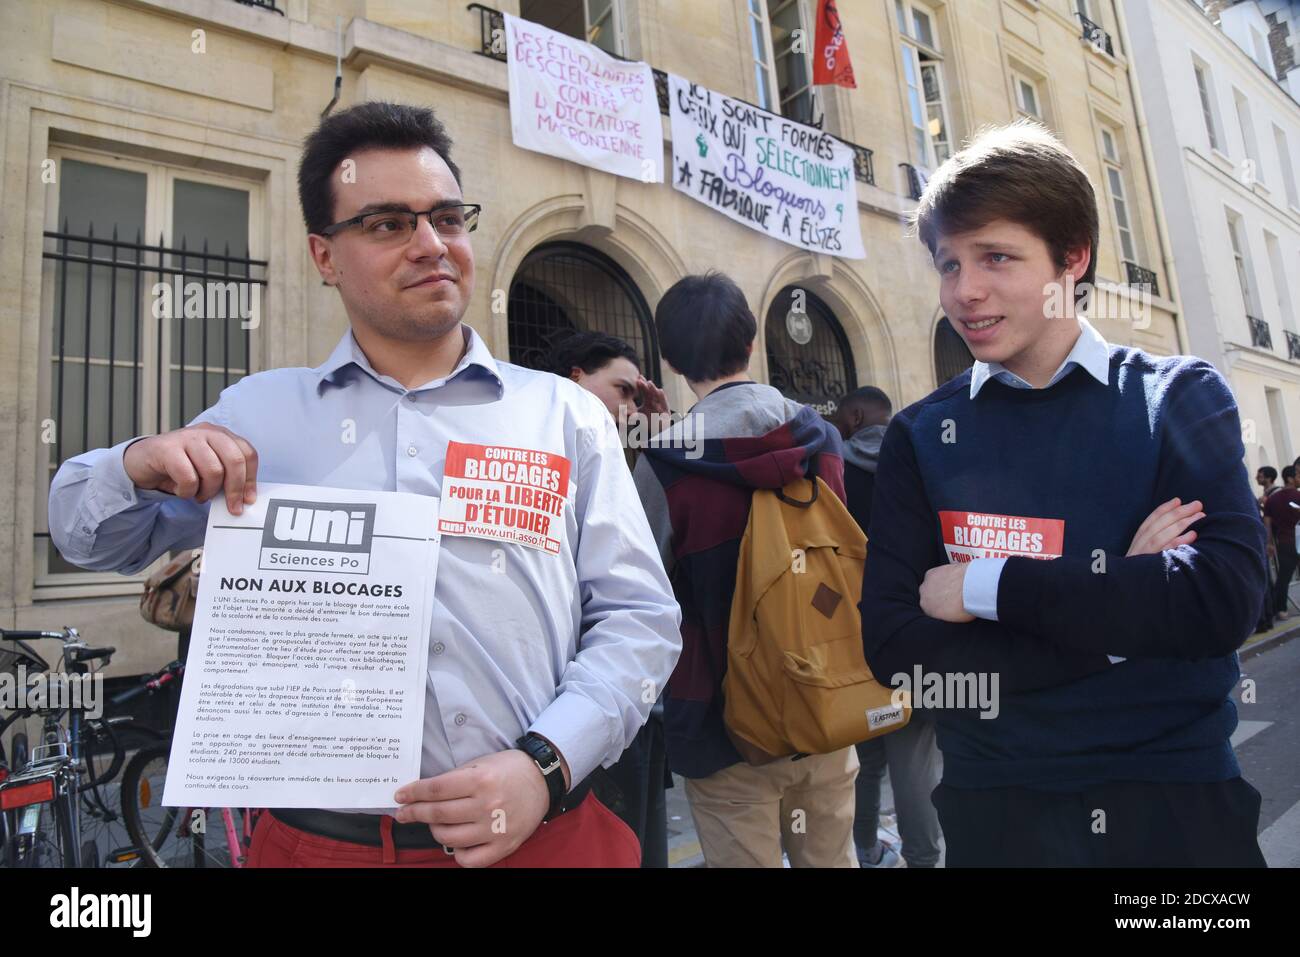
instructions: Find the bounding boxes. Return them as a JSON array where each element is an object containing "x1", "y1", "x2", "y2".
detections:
[
  {"x1": 507, "y1": 242, "x2": 660, "y2": 381},
  {"x1": 764, "y1": 286, "x2": 857, "y2": 415},
  {"x1": 934, "y1": 316, "x2": 975, "y2": 386}
]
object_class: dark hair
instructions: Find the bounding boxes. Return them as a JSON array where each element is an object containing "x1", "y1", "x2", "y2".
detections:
[
  {"x1": 298, "y1": 101, "x2": 462, "y2": 236},
  {"x1": 1284, "y1": 466, "x2": 1296, "y2": 483},
  {"x1": 837, "y1": 385, "x2": 892, "y2": 414},
  {"x1": 1260, "y1": 466, "x2": 1279, "y2": 481},
  {"x1": 913, "y1": 120, "x2": 1099, "y2": 302},
  {"x1": 541, "y1": 331, "x2": 640, "y2": 378},
  {"x1": 655, "y1": 272, "x2": 756, "y2": 382}
]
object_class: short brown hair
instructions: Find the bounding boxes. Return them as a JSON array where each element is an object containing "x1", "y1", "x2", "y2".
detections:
[
  {"x1": 913, "y1": 120, "x2": 1098, "y2": 299},
  {"x1": 656, "y1": 272, "x2": 756, "y2": 382}
]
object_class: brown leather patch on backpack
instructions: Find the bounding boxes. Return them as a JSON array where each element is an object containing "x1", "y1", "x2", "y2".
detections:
[{"x1": 811, "y1": 582, "x2": 842, "y2": 619}]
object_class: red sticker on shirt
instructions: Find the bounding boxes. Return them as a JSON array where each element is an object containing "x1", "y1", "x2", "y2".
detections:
[
  {"x1": 438, "y1": 442, "x2": 572, "y2": 554},
  {"x1": 938, "y1": 510, "x2": 1064, "y2": 564}
]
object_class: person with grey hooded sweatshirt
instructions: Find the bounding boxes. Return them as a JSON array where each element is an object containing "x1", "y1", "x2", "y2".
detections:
[
  {"x1": 830, "y1": 387, "x2": 891, "y2": 536},
  {"x1": 634, "y1": 273, "x2": 860, "y2": 868},
  {"x1": 830, "y1": 388, "x2": 944, "y2": 869}
]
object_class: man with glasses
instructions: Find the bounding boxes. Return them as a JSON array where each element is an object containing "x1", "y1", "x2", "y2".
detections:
[{"x1": 47, "y1": 101, "x2": 681, "y2": 868}]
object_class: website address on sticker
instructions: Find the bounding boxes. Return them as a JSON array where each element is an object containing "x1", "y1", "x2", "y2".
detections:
[
  {"x1": 447, "y1": 522, "x2": 559, "y2": 553},
  {"x1": 499, "y1": 528, "x2": 560, "y2": 553},
  {"x1": 948, "y1": 551, "x2": 1055, "y2": 563}
]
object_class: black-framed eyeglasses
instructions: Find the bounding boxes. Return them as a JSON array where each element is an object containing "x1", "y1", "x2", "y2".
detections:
[{"x1": 320, "y1": 203, "x2": 482, "y2": 242}]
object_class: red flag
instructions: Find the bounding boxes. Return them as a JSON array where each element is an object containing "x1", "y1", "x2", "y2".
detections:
[{"x1": 812, "y1": 0, "x2": 856, "y2": 89}]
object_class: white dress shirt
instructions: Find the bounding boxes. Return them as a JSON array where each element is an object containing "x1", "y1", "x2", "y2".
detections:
[{"x1": 48, "y1": 325, "x2": 683, "y2": 803}]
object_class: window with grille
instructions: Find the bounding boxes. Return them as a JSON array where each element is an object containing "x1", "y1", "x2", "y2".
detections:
[
  {"x1": 764, "y1": 286, "x2": 856, "y2": 415},
  {"x1": 934, "y1": 316, "x2": 975, "y2": 386},
  {"x1": 35, "y1": 149, "x2": 264, "y2": 589},
  {"x1": 506, "y1": 242, "x2": 659, "y2": 382}
]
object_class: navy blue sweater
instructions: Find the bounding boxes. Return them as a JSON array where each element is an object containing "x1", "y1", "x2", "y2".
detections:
[{"x1": 859, "y1": 349, "x2": 1267, "y2": 790}]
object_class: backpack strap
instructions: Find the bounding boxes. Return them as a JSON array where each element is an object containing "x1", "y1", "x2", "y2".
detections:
[{"x1": 776, "y1": 476, "x2": 819, "y2": 508}]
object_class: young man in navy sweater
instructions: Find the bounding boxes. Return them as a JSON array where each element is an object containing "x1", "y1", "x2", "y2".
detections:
[{"x1": 860, "y1": 120, "x2": 1268, "y2": 867}]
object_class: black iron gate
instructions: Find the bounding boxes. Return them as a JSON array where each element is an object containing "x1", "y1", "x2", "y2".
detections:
[
  {"x1": 764, "y1": 285, "x2": 856, "y2": 415},
  {"x1": 507, "y1": 242, "x2": 660, "y2": 382},
  {"x1": 933, "y1": 315, "x2": 975, "y2": 386}
]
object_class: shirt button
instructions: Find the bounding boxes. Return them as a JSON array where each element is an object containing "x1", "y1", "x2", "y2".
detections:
[
  {"x1": 406, "y1": 445, "x2": 418, "y2": 457},
  {"x1": 432, "y1": 641, "x2": 445, "y2": 655},
  {"x1": 454, "y1": 713, "x2": 467, "y2": 727},
  {"x1": 406, "y1": 393, "x2": 418, "y2": 402}
]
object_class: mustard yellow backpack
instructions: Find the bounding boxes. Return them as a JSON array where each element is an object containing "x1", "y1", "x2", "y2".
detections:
[{"x1": 722, "y1": 476, "x2": 911, "y2": 763}]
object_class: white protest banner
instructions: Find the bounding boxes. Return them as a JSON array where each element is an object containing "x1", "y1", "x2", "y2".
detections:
[
  {"x1": 505, "y1": 13, "x2": 663, "y2": 183},
  {"x1": 163, "y1": 484, "x2": 440, "y2": 810},
  {"x1": 667, "y1": 74, "x2": 865, "y2": 259}
]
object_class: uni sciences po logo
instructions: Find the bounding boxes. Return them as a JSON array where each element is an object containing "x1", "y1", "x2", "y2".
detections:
[{"x1": 258, "y1": 499, "x2": 376, "y2": 574}]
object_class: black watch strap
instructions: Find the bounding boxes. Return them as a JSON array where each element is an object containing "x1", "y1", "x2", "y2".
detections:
[{"x1": 517, "y1": 733, "x2": 566, "y2": 821}]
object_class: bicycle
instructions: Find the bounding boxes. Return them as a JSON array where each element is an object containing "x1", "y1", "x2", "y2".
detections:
[
  {"x1": 121, "y1": 744, "x2": 263, "y2": 868},
  {"x1": 115, "y1": 660, "x2": 264, "y2": 867},
  {"x1": 0, "y1": 627, "x2": 168, "y2": 867}
]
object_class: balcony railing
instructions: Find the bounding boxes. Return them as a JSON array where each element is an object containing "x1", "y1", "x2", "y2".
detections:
[
  {"x1": 230, "y1": 0, "x2": 284, "y2": 14},
  {"x1": 900, "y1": 163, "x2": 927, "y2": 201},
  {"x1": 468, "y1": 2, "x2": 505, "y2": 58},
  {"x1": 1078, "y1": 13, "x2": 1114, "y2": 57},
  {"x1": 1123, "y1": 261, "x2": 1160, "y2": 298},
  {"x1": 1285, "y1": 330, "x2": 1300, "y2": 361},
  {"x1": 466, "y1": 3, "x2": 875, "y2": 186},
  {"x1": 1248, "y1": 315, "x2": 1273, "y2": 351},
  {"x1": 851, "y1": 146, "x2": 875, "y2": 187}
]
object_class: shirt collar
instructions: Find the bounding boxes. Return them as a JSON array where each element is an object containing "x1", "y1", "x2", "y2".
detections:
[
  {"x1": 314, "y1": 324, "x2": 504, "y2": 396},
  {"x1": 969, "y1": 317, "x2": 1111, "y2": 399}
]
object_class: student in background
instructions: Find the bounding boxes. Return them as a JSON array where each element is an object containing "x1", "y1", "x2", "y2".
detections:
[
  {"x1": 828, "y1": 387, "x2": 892, "y2": 535},
  {"x1": 634, "y1": 272, "x2": 859, "y2": 868},
  {"x1": 830, "y1": 386, "x2": 943, "y2": 869},
  {"x1": 1256, "y1": 466, "x2": 1280, "y2": 509},
  {"x1": 543, "y1": 330, "x2": 672, "y2": 867},
  {"x1": 1263, "y1": 465, "x2": 1300, "y2": 622}
]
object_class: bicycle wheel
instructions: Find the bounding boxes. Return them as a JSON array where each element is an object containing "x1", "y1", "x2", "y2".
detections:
[{"x1": 121, "y1": 746, "x2": 235, "y2": 868}]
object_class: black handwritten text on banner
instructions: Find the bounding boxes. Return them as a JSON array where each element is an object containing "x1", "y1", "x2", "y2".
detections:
[{"x1": 667, "y1": 74, "x2": 864, "y2": 259}]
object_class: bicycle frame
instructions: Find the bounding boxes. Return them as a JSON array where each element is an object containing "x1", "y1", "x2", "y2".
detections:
[{"x1": 0, "y1": 626, "x2": 113, "y2": 867}]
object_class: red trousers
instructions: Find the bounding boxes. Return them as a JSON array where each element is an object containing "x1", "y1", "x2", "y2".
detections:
[{"x1": 244, "y1": 794, "x2": 641, "y2": 868}]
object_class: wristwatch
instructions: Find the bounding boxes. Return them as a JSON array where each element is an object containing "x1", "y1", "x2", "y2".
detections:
[{"x1": 516, "y1": 733, "x2": 567, "y2": 821}]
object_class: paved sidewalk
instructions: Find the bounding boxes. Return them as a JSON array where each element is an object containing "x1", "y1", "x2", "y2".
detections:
[{"x1": 667, "y1": 770, "x2": 924, "y2": 868}]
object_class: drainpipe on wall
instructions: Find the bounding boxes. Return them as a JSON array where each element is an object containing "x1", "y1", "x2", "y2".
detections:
[
  {"x1": 1114, "y1": 0, "x2": 1191, "y2": 357},
  {"x1": 321, "y1": 16, "x2": 343, "y2": 118}
]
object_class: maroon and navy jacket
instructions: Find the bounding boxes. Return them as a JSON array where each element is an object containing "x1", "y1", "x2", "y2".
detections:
[{"x1": 633, "y1": 382, "x2": 845, "y2": 778}]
